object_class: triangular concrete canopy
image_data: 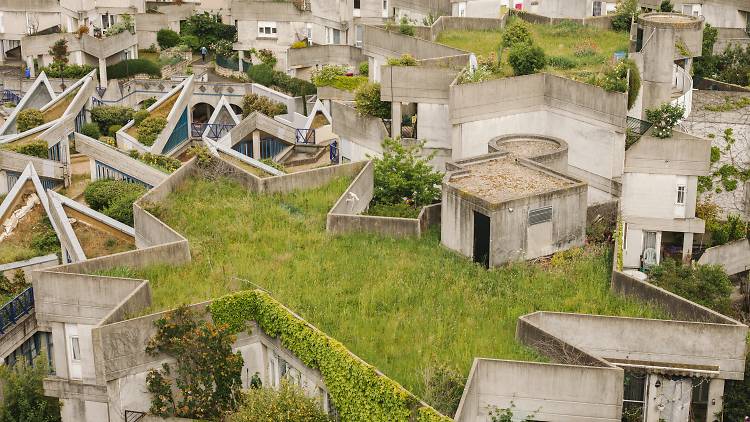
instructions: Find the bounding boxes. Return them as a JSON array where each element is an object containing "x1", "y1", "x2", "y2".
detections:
[
  {"x1": 204, "y1": 137, "x2": 285, "y2": 176},
  {"x1": 0, "y1": 72, "x2": 56, "y2": 136},
  {"x1": 201, "y1": 95, "x2": 240, "y2": 142},
  {"x1": 303, "y1": 99, "x2": 332, "y2": 131}
]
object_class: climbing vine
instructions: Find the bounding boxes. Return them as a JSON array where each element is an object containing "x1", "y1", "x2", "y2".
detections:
[
  {"x1": 698, "y1": 128, "x2": 750, "y2": 195},
  {"x1": 145, "y1": 305, "x2": 244, "y2": 420},
  {"x1": 615, "y1": 217, "x2": 624, "y2": 271},
  {"x1": 209, "y1": 290, "x2": 451, "y2": 422}
]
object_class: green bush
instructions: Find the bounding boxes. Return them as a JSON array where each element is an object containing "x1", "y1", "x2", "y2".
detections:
[
  {"x1": 157, "y1": 29, "x2": 181, "y2": 50},
  {"x1": 40, "y1": 63, "x2": 95, "y2": 79},
  {"x1": 137, "y1": 116, "x2": 167, "y2": 146},
  {"x1": 645, "y1": 103, "x2": 685, "y2": 138},
  {"x1": 500, "y1": 19, "x2": 532, "y2": 49},
  {"x1": 659, "y1": 0, "x2": 674, "y2": 12},
  {"x1": 508, "y1": 43, "x2": 546, "y2": 76},
  {"x1": 106, "y1": 59, "x2": 161, "y2": 79},
  {"x1": 311, "y1": 65, "x2": 347, "y2": 87},
  {"x1": 228, "y1": 381, "x2": 332, "y2": 422},
  {"x1": 247, "y1": 63, "x2": 275, "y2": 86},
  {"x1": 80, "y1": 122, "x2": 101, "y2": 140},
  {"x1": 91, "y1": 106, "x2": 135, "y2": 132},
  {"x1": 180, "y1": 35, "x2": 201, "y2": 51},
  {"x1": 372, "y1": 137, "x2": 442, "y2": 208},
  {"x1": 0, "y1": 354, "x2": 61, "y2": 422},
  {"x1": 387, "y1": 54, "x2": 418, "y2": 66},
  {"x1": 6, "y1": 139, "x2": 48, "y2": 159},
  {"x1": 359, "y1": 61, "x2": 369, "y2": 76},
  {"x1": 354, "y1": 82, "x2": 390, "y2": 120},
  {"x1": 366, "y1": 202, "x2": 421, "y2": 218},
  {"x1": 83, "y1": 179, "x2": 146, "y2": 225},
  {"x1": 182, "y1": 12, "x2": 237, "y2": 48},
  {"x1": 210, "y1": 290, "x2": 451, "y2": 422},
  {"x1": 139, "y1": 152, "x2": 182, "y2": 173},
  {"x1": 547, "y1": 56, "x2": 575, "y2": 69},
  {"x1": 273, "y1": 71, "x2": 317, "y2": 97},
  {"x1": 108, "y1": 125, "x2": 123, "y2": 137},
  {"x1": 255, "y1": 49, "x2": 277, "y2": 67},
  {"x1": 241, "y1": 93, "x2": 287, "y2": 118},
  {"x1": 648, "y1": 259, "x2": 732, "y2": 314},
  {"x1": 611, "y1": 0, "x2": 639, "y2": 32},
  {"x1": 133, "y1": 109, "x2": 149, "y2": 125},
  {"x1": 398, "y1": 16, "x2": 415, "y2": 36},
  {"x1": 141, "y1": 97, "x2": 158, "y2": 110},
  {"x1": 16, "y1": 109, "x2": 44, "y2": 133}
]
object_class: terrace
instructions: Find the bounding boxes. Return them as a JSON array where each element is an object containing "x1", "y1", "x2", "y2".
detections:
[{"x1": 113, "y1": 172, "x2": 661, "y2": 395}]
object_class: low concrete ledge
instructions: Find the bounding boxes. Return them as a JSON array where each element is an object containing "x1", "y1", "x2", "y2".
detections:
[
  {"x1": 698, "y1": 239, "x2": 750, "y2": 276},
  {"x1": 0, "y1": 150, "x2": 65, "y2": 180},
  {"x1": 317, "y1": 86, "x2": 356, "y2": 101},
  {"x1": 75, "y1": 133, "x2": 168, "y2": 188},
  {"x1": 325, "y1": 161, "x2": 440, "y2": 237},
  {"x1": 287, "y1": 44, "x2": 366, "y2": 69},
  {"x1": 43, "y1": 377, "x2": 109, "y2": 402}
]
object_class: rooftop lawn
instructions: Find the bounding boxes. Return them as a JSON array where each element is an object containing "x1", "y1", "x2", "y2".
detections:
[
  {"x1": 435, "y1": 19, "x2": 629, "y2": 81},
  {"x1": 117, "y1": 176, "x2": 662, "y2": 395}
]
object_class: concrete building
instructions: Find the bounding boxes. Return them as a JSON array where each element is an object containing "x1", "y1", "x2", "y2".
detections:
[
  {"x1": 521, "y1": 0, "x2": 617, "y2": 18},
  {"x1": 441, "y1": 148, "x2": 587, "y2": 267},
  {"x1": 629, "y1": 12, "x2": 703, "y2": 119},
  {"x1": 620, "y1": 128, "x2": 711, "y2": 269}
]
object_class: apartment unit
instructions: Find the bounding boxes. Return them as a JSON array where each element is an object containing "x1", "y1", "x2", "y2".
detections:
[{"x1": 521, "y1": 0, "x2": 617, "y2": 18}]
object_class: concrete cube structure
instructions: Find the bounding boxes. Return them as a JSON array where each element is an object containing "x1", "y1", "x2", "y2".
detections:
[{"x1": 441, "y1": 150, "x2": 587, "y2": 267}]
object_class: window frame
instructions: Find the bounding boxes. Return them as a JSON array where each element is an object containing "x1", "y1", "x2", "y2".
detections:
[
  {"x1": 676, "y1": 184, "x2": 686, "y2": 205},
  {"x1": 70, "y1": 336, "x2": 81, "y2": 362},
  {"x1": 258, "y1": 21, "x2": 278, "y2": 38}
]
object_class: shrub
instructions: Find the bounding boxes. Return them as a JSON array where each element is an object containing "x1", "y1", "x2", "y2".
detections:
[
  {"x1": 311, "y1": 65, "x2": 347, "y2": 87},
  {"x1": 0, "y1": 270, "x2": 28, "y2": 297},
  {"x1": 91, "y1": 106, "x2": 135, "y2": 132},
  {"x1": 645, "y1": 103, "x2": 685, "y2": 138},
  {"x1": 366, "y1": 202, "x2": 420, "y2": 218},
  {"x1": 141, "y1": 97, "x2": 158, "y2": 109},
  {"x1": 180, "y1": 35, "x2": 201, "y2": 51},
  {"x1": 133, "y1": 109, "x2": 150, "y2": 125},
  {"x1": 387, "y1": 54, "x2": 418, "y2": 66},
  {"x1": 290, "y1": 40, "x2": 308, "y2": 49},
  {"x1": 145, "y1": 306, "x2": 243, "y2": 420},
  {"x1": 241, "y1": 93, "x2": 287, "y2": 118},
  {"x1": 157, "y1": 29, "x2": 181, "y2": 50},
  {"x1": 372, "y1": 137, "x2": 442, "y2": 208},
  {"x1": 40, "y1": 63, "x2": 95, "y2": 79},
  {"x1": 698, "y1": 200, "x2": 748, "y2": 246},
  {"x1": 99, "y1": 136, "x2": 117, "y2": 147},
  {"x1": 108, "y1": 125, "x2": 123, "y2": 137},
  {"x1": 359, "y1": 61, "x2": 369, "y2": 76},
  {"x1": 648, "y1": 259, "x2": 732, "y2": 314},
  {"x1": 354, "y1": 82, "x2": 390, "y2": 120},
  {"x1": 247, "y1": 63, "x2": 275, "y2": 86},
  {"x1": 106, "y1": 59, "x2": 161, "y2": 79},
  {"x1": 16, "y1": 109, "x2": 44, "y2": 133},
  {"x1": 611, "y1": 0, "x2": 639, "y2": 32},
  {"x1": 256, "y1": 49, "x2": 277, "y2": 67},
  {"x1": 422, "y1": 361, "x2": 465, "y2": 418},
  {"x1": 500, "y1": 19, "x2": 532, "y2": 49},
  {"x1": 547, "y1": 56, "x2": 575, "y2": 70},
  {"x1": 259, "y1": 158, "x2": 286, "y2": 172},
  {"x1": 508, "y1": 43, "x2": 546, "y2": 76},
  {"x1": 398, "y1": 16, "x2": 415, "y2": 36},
  {"x1": 723, "y1": 355, "x2": 750, "y2": 421},
  {"x1": 137, "y1": 116, "x2": 167, "y2": 146},
  {"x1": 228, "y1": 381, "x2": 331, "y2": 422},
  {"x1": 83, "y1": 179, "x2": 146, "y2": 225},
  {"x1": 0, "y1": 354, "x2": 62, "y2": 422},
  {"x1": 139, "y1": 152, "x2": 182, "y2": 173},
  {"x1": 80, "y1": 122, "x2": 101, "y2": 140},
  {"x1": 182, "y1": 12, "x2": 237, "y2": 48},
  {"x1": 7, "y1": 139, "x2": 48, "y2": 159},
  {"x1": 659, "y1": 0, "x2": 674, "y2": 12}
]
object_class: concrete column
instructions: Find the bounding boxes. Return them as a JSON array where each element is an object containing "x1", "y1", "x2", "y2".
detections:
[
  {"x1": 391, "y1": 102, "x2": 401, "y2": 139},
  {"x1": 706, "y1": 378, "x2": 724, "y2": 421},
  {"x1": 98, "y1": 58, "x2": 107, "y2": 88},
  {"x1": 0, "y1": 41, "x2": 5, "y2": 64},
  {"x1": 132, "y1": 46, "x2": 138, "y2": 59},
  {"x1": 682, "y1": 232, "x2": 694, "y2": 263},
  {"x1": 238, "y1": 50, "x2": 245, "y2": 72},
  {"x1": 252, "y1": 130, "x2": 261, "y2": 159},
  {"x1": 26, "y1": 56, "x2": 35, "y2": 78}
]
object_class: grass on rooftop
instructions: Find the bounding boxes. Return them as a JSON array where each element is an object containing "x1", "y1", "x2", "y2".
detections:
[
  {"x1": 110, "y1": 176, "x2": 662, "y2": 395},
  {"x1": 0, "y1": 204, "x2": 58, "y2": 265},
  {"x1": 436, "y1": 19, "x2": 629, "y2": 81}
]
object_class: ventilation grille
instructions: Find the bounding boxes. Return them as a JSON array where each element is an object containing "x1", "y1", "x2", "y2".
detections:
[{"x1": 528, "y1": 206, "x2": 553, "y2": 226}]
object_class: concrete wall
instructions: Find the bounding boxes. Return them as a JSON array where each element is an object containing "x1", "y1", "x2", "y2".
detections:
[
  {"x1": 454, "y1": 358, "x2": 623, "y2": 422},
  {"x1": 511, "y1": 8, "x2": 615, "y2": 28},
  {"x1": 363, "y1": 25, "x2": 467, "y2": 64},
  {"x1": 698, "y1": 239, "x2": 750, "y2": 275},
  {"x1": 331, "y1": 100, "x2": 389, "y2": 160},
  {"x1": 74, "y1": 133, "x2": 168, "y2": 188},
  {"x1": 625, "y1": 131, "x2": 711, "y2": 177},
  {"x1": 287, "y1": 44, "x2": 366, "y2": 69},
  {"x1": 380, "y1": 65, "x2": 458, "y2": 104}
]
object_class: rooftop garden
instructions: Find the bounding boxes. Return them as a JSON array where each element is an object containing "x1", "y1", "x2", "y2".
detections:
[
  {"x1": 0, "y1": 199, "x2": 58, "y2": 265},
  {"x1": 71, "y1": 219, "x2": 135, "y2": 258},
  {"x1": 312, "y1": 65, "x2": 368, "y2": 92},
  {"x1": 436, "y1": 18, "x2": 630, "y2": 84},
  {"x1": 108, "y1": 174, "x2": 661, "y2": 402}
]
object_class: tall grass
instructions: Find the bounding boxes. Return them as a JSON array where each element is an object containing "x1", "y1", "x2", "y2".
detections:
[{"x1": 130, "y1": 176, "x2": 662, "y2": 395}]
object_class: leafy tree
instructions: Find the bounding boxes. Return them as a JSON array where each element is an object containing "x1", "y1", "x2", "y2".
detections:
[
  {"x1": 371, "y1": 137, "x2": 442, "y2": 209},
  {"x1": 145, "y1": 306, "x2": 243, "y2": 420},
  {"x1": 0, "y1": 354, "x2": 62, "y2": 422},
  {"x1": 157, "y1": 29, "x2": 181, "y2": 50},
  {"x1": 611, "y1": 0, "x2": 640, "y2": 32},
  {"x1": 659, "y1": 0, "x2": 674, "y2": 12},
  {"x1": 354, "y1": 82, "x2": 390, "y2": 120},
  {"x1": 182, "y1": 12, "x2": 237, "y2": 49},
  {"x1": 48, "y1": 39, "x2": 68, "y2": 67},
  {"x1": 500, "y1": 19, "x2": 532, "y2": 50},
  {"x1": 722, "y1": 355, "x2": 750, "y2": 421},
  {"x1": 507, "y1": 43, "x2": 546, "y2": 76},
  {"x1": 227, "y1": 381, "x2": 331, "y2": 422},
  {"x1": 693, "y1": 24, "x2": 719, "y2": 78},
  {"x1": 16, "y1": 109, "x2": 44, "y2": 133},
  {"x1": 241, "y1": 93, "x2": 287, "y2": 118},
  {"x1": 648, "y1": 259, "x2": 733, "y2": 314},
  {"x1": 80, "y1": 122, "x2": 101, "y2": 140},
  {"x1": 90, "y1": 105, "x2": 136, "y2": 132}
]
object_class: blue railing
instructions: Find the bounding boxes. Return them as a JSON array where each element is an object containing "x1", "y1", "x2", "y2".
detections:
[
  {"x1": 330, "y1": 140, "x2": 339, "y2": 164},
  {"x1": 191, "y1": 122, "x2": 235, "y2": 139},
  {"x1": 2, "y1": 90, "x2": 22, "y2": 105},
  {"x1": 0, "y1": 287, "x2": 34, "y2": 335},
  {"x1": 296, "y1": 128, "x2": 315, "y2": 144},
  {"x1": 92, "y1": 96, "x2": 105, "y2": 107}
]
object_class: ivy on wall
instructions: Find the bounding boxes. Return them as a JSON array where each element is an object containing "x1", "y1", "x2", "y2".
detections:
[{"x1": 209, "y1": 290, "x2": 452, "y2": 422}]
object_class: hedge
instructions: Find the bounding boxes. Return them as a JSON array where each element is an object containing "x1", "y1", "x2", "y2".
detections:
[
  {"x1": 40, "y1": 63, "x2": 95, "y2": 79},
  {"x1": 16, "y1": 109, "x2": 44, "y2": 133},
  {"x1": 83, "y1": 179, "x2": 146, "y2": 225},
  {"x1": 209, "y1": 290, "x2": 451, "y2": 422},
  {"x1": 107, "y1": 59, "x2": 161, "y2": 79},
  {"x1": 157, "y1": 29, "x2": 181, "y2": 50},
  {"x1": 5, "y1": 140, "x2": 48, "y2": 159},
  {"x1": 91, "y1": 106, "x2": 135, "y2": 132},
  {"x1": 247, "y1": 64, "x2": 316, "y2": 97}
]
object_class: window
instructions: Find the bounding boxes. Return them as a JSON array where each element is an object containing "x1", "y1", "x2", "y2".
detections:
[
  {"x1": 689, "y1": 378, "x2": 709, "y2": 421},
  {"x1": 326, "y1": 27, "x2": 341, "y2": 44},
  {"x1": 258, "y1": 21, "x2": 277, "y2": 38},
  {"x1": 458, "y1": 2, "x2": 466, "y2": 16},
  {"x1": 682, "y1": 4, "x2": 701, "y2": 16},
  {"x1": 70, "y1": 336, "x2": 81, "y2": 362},
  {"x1": 101, "y1": 13, "x2": 116, "y2": 29},
  {"x1": 623, "y1": 223, "x2": 628, "y2": 250},
  {"x1": 592, "y1": 1, "x2": 602, "y2": 16},
  {"x1": 676, "y1": 185, "x2": 686, "y2": 205},
  {"x1": 528, "y1": 206, "x2": 553, "y2": 225},
  {"x1": 354, "y1": 0, "x2": 360, "y2": 9},
  {"x1": 622, "y1": 372, "x2": 646, "y2": 421}
]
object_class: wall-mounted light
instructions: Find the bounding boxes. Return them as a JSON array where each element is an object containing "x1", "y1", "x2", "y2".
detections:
[
  {"x1": 508, "y1": 207, "x2": 514, "y2": 213},
  {"x1": 654, "y1": 380, "x2": 661, "y2": 388}
]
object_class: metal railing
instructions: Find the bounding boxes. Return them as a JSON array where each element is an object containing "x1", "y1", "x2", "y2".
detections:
[
  {"x1": 124, "y1": 410, "x2": 145, "y2": 422},
  {"x1": 330, "y1": 140, "x2": 339, "y2": 164},
  {"x1": 1, "y1": 89, "x2": 21, "y2": 105},
  {"x1": 296, "y1": 128, "x2": 316, "y2": 144},
  {"x1": 92, "y1": 96, "x2": 105, "y2": 107},
  {"x1": 626, "y1": 116, "x2": 653, "y2": 149},
  {"x1": 191, "y1": 122, "x2": 235, "y2": 139},
  {"x1": 0, "y1": 287, "x2": 34, "y2": 335}
]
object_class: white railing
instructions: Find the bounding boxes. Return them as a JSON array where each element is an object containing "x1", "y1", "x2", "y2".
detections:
[{"x1": 671, "y1": 64, "x2": 693, "y2": 119}]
